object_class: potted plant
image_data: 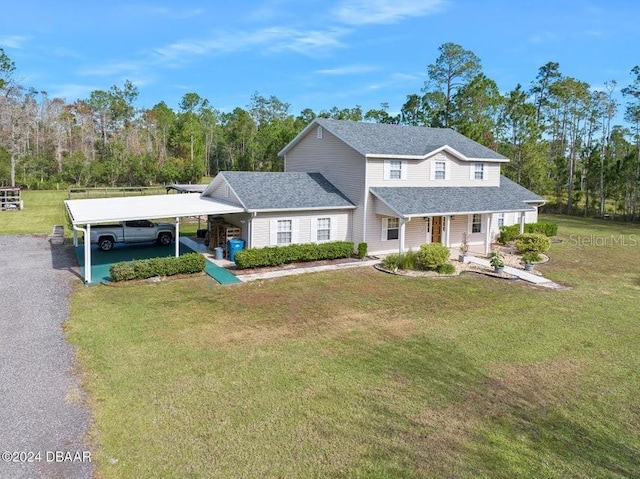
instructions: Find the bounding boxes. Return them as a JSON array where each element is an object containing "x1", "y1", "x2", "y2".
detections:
[
  {"x1": 458, "y1": 232, "x2": 469, "y2": 262},
  {"x1": 520, "y1": 251, "x2": 541, "y2": 272},
  {"x1": 489, "y1": 249, "x2": 505, "y2": 274}
]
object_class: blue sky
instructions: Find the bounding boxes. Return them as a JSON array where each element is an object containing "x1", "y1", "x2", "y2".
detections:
[{"x1": 1, "y1": 0, "x2": 638, "y2": 122}]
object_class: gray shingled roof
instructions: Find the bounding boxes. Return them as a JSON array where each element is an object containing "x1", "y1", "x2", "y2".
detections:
[
  {"x1": 221, "y1": 171, "x2": 355, "y2": 211},
  {"x1": 312, "y1": 118, "x2": 508, "y2": 160},
  {"x1": 370, "y1": 176, "x2": 544, "y2": 217}
]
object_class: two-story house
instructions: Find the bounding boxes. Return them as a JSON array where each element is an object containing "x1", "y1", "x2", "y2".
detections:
[{"x1": 201, "y1": 118, "x2": 544, "y2": 256}]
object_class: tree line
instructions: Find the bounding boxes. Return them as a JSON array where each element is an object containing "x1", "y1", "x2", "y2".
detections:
[{"x1": 1, "y1": 43, "x2": 640, "y2": 219}]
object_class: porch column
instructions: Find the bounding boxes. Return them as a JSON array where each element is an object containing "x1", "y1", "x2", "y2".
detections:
[
  {"x1": 175, "y1": 217, "x2": 180, "y2": 257},
  {"x1": 444, "y1": 216, "x2": 451, "y2": 247},
  {"x1": 73, "y1": 228, "x2": 78, "y2": 247},
  {"x1": 485, "y1": 214, "x2": 492, "y2": 255},
  {"x1": 398, "y1": 218, "x2": 407, "y2": 254},
  {"x1": 519, "y1": 211, "x2": 526, "y2": 234},
  {"x1": 84, "y1": 224, "x2": 92, "y2": 284}
]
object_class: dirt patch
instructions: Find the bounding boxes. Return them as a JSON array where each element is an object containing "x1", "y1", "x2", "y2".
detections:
[{"x1": 410, "y1": 358, "x2": 583, "y2": 476}]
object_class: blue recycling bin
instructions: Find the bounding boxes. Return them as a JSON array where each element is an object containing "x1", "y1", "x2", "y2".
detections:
[{"x1": 227, "y1": 238, "x2": 245, "y2": 262}]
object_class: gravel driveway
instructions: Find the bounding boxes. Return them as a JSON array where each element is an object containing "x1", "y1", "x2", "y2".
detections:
[{"x1": 0, "y1": 236, "x2": 93, "y2": 479}]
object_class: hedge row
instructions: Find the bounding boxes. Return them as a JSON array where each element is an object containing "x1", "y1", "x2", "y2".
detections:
[
  {"x1": 234, "y1": 241, "x2": 354, "y2": 269},
  {"x1": 499, "y1": 222, "x2": 558, "y2": 243},
  {"x1": 110, "y1": 253, "x2": 205, "y2": 282}
]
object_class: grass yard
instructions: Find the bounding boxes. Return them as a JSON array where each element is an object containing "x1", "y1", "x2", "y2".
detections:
[
  {"x1": 65, "y1": 215, "x2": 640, "y2": 478},
  {"x1": 0, "y1": 189, "x2": 68, "y2": 234},
  {"x1": 0, "y1": 189, "x2": 202, "y2": 237}
]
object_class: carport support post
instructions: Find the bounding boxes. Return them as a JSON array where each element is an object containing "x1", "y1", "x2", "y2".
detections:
[
  {"x1": 85, "y1": 224, "x2": 91, "y2": 284},
  {"x1": 519, "y1": 211, "x2": 526, "y2": 234},
  {"x1": 175, "y1": 217, "x2": 180, "y2": 257}
]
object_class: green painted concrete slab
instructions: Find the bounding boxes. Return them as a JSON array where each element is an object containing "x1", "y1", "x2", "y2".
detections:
[{"x1": 75, "y1": 240, "x2": 239, "y2": 285}]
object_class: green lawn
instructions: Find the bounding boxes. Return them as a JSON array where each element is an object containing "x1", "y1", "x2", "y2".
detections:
[
  {"x1": 64, "y1": 215, "x2": 640, "y2": 478},
  {"x1": 0, "y1": 190, "x2": 68, "y2": 234},
  {"x1": 0, "y1": 189, "x2": 202, "y2": 237}
]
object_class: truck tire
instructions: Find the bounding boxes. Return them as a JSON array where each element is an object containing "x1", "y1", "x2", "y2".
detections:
[
  {"x1": 98, "y1": 237, "x2": 114, "y2": 251},
  {"x1": 157, "y1": 232, "x2": 172, "y2": 245}
]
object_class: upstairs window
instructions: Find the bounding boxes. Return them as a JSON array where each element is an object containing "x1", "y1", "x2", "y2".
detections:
[
  {"x1": 474, "y1": 163, "x2": 484, "y2": 180},
  {"x1": 434, "y1": 161, "x2": 446, "y2": 180},
  {"x1": 384, "y1": 160, "x2": 407, "y2": 180},
  {"x1": 389, "y1": 160, "x2": 402, "y2": 179}
]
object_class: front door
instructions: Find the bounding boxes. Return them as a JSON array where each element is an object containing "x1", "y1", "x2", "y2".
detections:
[{"x1": 432, "y1": 216, "x2": 442, "y2": 243}]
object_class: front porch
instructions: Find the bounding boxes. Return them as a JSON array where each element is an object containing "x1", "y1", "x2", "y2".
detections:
[{"x1": 381, "y1": 212, "x2": 527, "y2": 256}]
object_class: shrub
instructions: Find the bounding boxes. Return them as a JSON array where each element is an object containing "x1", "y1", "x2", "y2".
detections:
[
  {"x1": 499, "y1": 224, "x2": 520, "y2": 243},
  {"x1": 515, "y1": 233, "x2": 551, "y2": 255},
  {"x1": 521, "y1": 251, "x2": 542, "y2": 264},
  {"x1": 416, "y1": 243, "x2": 450, "y2": 271},
  {"x1": 234, "y1": 241, "x2": 354, "y2": 269},
  {"x1": 110, "y1": 253, "x2": 206, "y2": 282},
  {"x1": 357, "y1": 242, "x2": 368, "y2": 259},
  {"x1": 436, "y1": 263, "x2": 456, "y2": 274},
  {"x1": 524, "y1": 222, "x2": 558, "y2": 237},
  {"x1": 381, "y1": 253, "x2": 401, "y2": 271},
  {"x1": 489, "y1": 249, "x2": 504, "y2": 268},
  {"x1": 399, "y1": 250, "x2": 418, "y2": 270}
]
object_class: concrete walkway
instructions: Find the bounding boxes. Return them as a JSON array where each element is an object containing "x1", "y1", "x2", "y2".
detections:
[
  {"x1": 235, "y1": 258, "x2": 381, "y2": 282},
  {"x1": 464, "y1": 255, "x2": 563, "y2": 289}
]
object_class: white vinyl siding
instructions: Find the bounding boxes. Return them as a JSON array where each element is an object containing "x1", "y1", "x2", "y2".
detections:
[
  {"x1": 368, "y1": 152, "x2": 501, "y2": 188},
  {"x1": 383, "y1": 160, "x2": 407, "y2": 180},
  {"x1": 285, "y1": 128, "x2": 366, "y2": 245},
  {"x1": 254, "y1": 211, "x2": 350, "y2": 248}
]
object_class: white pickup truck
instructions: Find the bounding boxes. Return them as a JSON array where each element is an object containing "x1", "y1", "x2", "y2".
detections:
[{"x1": 90, "y1": 220, "x2": 175, "y2": 251}]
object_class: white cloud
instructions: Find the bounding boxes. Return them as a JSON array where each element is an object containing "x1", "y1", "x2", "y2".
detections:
[
  {"x1": 47, "y1": 83, "x2": 99, "y2": 101},
  {"x1": 153, "y1": 26, "x2": 347, "y2": 63},
  {"x1": 0, "y1": 35, "x2": 29, "y2": 49},
  {"x1": 316, "y1": 64, "x2": 379, "y2": 75},
  {"x1": 333, "y1": 0, "x2": 446, "y2": 25},
  {"x1": 124, "y1": 5, "x2": 204, "y2": 20},
  {"x1": 528, "y1": 31, "x2": 558, "y2": 44},
  {"x1": 78, "y1": 61, "x2": 144, "y2": 77}
]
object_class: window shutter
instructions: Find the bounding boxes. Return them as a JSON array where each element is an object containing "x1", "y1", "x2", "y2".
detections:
[
  {"x1": 381, "y1": 217, "x2": 388, "y2": 241},
  {"x1": 470, "y1": 164, "x2": 475, "y2": 181},
  {"x1": 400, "y1": 161, "x2": 407, "y2": 180},
  {"x1": 430, "y1": 160, "x2": 435, "y2": 181},
  {"x1": 383, "y1": 160, "x2": 390, "y2": 180},
  {"x1": 310, "y1": 217, "x2": 317, "y2": 242},
  {"x1": 445, "y1": 162, "x2": 450, "y2": 181},
  {"x1": 330, "y1": 216, "x2": 338, "y2": 240},
  {"x1": 291, "y1": 219, "x2": 300, "y2": 244},
  {"x1": 269, "y1": 219, "x2": 278, "y2": 245}
]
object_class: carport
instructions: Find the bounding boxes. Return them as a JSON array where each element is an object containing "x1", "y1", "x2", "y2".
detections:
[{"x1": 65, "y1": 193, "x2": 244, "y2": 283}]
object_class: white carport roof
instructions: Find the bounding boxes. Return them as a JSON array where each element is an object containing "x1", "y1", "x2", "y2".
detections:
[{"x1": 65, "y1": 193, "x2": 244, "y2": 225}]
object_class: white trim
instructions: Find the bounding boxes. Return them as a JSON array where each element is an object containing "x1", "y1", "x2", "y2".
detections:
[
  {"x1": 269, "y1": 219, "x2": 278, "y2": 245},
  {"x1": 291, "y1": 218, "x2": 299, "y2": 243},
  {"x1": 365, "y1": 145, "x2": 509, "y2": 162},
  {"x1": 246, "y1": 205, "x2": 356, "y2": 213},
  {"x1": 469, "y1": 213, "x2": 483, "y2": 234}
]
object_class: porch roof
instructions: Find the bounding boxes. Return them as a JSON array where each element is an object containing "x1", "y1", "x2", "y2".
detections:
[{"x1": 370, "y1": 176, "x2": 544, "y2": 218}]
